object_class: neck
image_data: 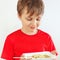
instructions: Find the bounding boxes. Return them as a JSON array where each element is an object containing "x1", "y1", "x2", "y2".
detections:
[{"x1": 21, "y1": 28, "x2": 38, "y2": 35}]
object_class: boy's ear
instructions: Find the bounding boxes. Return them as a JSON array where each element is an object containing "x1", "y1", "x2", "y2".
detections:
[{"x1": 17, "y1": 13, "x2": 21, "y2": 18}]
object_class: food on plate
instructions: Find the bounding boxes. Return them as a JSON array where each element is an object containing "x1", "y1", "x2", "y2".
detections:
[
  {"x1": 22, "y1": 51, "x2": 56, "y2": 59},
  {"x1": 31, "y1": 54, "x2": 50, "y2": 58}
]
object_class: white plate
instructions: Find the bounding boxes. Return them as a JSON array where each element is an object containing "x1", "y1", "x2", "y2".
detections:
[{"x1": 22, "y1": 51, "x2": 57, "y2": 60}]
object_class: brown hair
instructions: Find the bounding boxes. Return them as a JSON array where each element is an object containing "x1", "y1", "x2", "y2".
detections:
[{"x1": 17, "y1": 0, "x2": 44, "y2": 16}]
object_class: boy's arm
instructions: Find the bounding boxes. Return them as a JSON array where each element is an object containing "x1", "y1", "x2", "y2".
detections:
[
  {"x1": 47, "y1": 35, "x2": 58, "y2": 56},
  {"x1": 1, "y1": 35, "x2": 14, "y2": 60}
]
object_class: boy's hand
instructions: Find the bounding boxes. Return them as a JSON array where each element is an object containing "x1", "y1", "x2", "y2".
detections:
[
  {"x1": 20, "y1": 55, "x2": 32, "y2": 60},
  {"x1": 20, "y1": 57, "x2": 32, "y2": 60},
  {"x1": 51, "y1": 50, "x2": 57, "y2": 56}
]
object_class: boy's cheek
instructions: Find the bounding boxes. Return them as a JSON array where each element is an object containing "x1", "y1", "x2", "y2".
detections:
[{"x1": 37, "y1": 23, "x2": 40, "y2": 27}]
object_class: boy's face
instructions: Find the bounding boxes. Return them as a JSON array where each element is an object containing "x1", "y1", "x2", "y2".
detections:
[{"x1": 18, "y1": 8, "x2": 43, "y2": 32}]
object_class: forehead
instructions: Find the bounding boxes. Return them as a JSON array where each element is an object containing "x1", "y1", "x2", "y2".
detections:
[{"x1": 23, "y1": 7, "x2": 42, "y2": 18}]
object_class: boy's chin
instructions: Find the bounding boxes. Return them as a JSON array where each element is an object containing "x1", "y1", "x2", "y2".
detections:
[{"x1": 29, "y1": 29, "x2": 37, "y2": 32}]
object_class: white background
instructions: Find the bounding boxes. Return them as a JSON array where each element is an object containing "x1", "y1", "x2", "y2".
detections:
[{"x1": 0, "y1": 0, "x2": 60, "y2": 59}]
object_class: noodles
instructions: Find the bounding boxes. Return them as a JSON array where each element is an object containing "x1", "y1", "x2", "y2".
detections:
[{"x1": 31, "y1": 54, "x2": 50, "y2": 58}]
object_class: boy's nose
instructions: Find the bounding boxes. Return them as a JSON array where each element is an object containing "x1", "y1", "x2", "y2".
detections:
[
  {"x1": 31, "y1": 20, "x2": 37, "y2": 25},
  {"x1": 30, "y1": 20, "x2": 37, "y2": 28}
]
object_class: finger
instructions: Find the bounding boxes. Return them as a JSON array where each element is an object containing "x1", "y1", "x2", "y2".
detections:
[
  {"x1": 20, "y1": 57, "x2": 26, "y2": 60},
  {"x1": 27, "y1": 58, "x2": 32, "y2": 60}
]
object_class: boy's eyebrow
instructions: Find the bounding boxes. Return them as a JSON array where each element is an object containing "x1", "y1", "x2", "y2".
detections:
[
  {"x1": 27, "y1": 15, "x2": 32, "y2": 17},
  {"x1": 27, "y1": 15, "x2": 41, "y2": 18},
  {"x1": 26, "y1": 16, "x2": 32, "y2": 19}
]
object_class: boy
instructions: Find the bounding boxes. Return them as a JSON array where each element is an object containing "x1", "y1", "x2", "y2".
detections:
[{"x1": 1, "y1": 0, "x2": 58, "y2": 60}]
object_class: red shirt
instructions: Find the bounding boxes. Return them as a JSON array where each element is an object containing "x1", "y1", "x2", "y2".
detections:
[{"x1": 1, "y1": 29, "x2": 56, "y2": 60}]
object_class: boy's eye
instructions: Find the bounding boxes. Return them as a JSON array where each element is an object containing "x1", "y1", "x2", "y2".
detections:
[
  {"x1": 26, "y1": 18, "x2": 40, "y2": 21},
  {"x1": 26, "y1": 18, "x2": 32, "y2": 21},
  {"x1": 36, "y1": 18, "x2": 40, "y2": 21}
]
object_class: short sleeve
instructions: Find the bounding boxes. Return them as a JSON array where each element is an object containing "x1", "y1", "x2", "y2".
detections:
[
  {"x1": 47, "y1": 35, "x2": 58, "y2": 55},
  {"x1": 1, "y1": 35, "x2": 14, "y2": 60},
  {"x1": 47, "y1": 36, "x2": 56, "y2": 51}
]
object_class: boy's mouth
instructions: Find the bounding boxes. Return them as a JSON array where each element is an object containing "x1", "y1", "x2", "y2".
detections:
[{"x1": 30, "y1": 26, "x2": 36, "y2": 29}]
